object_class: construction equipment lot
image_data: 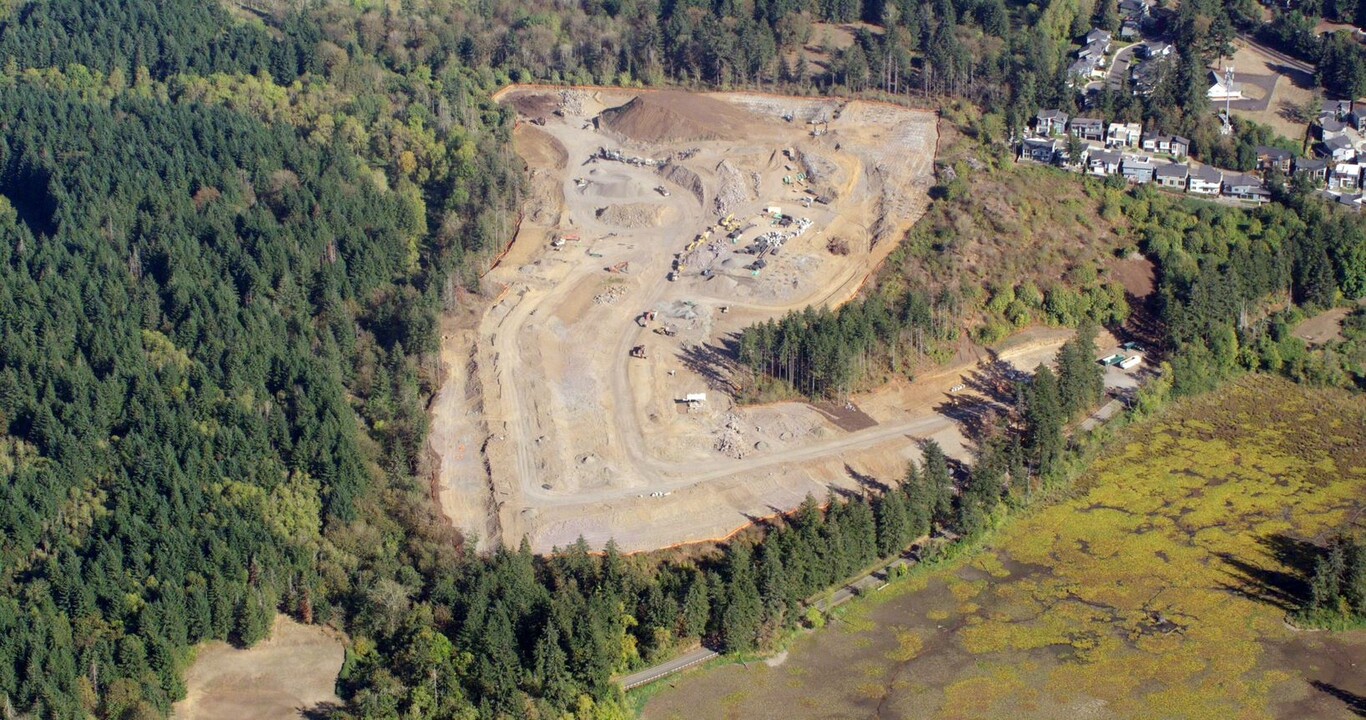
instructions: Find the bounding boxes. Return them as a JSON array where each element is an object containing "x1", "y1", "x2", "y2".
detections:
[{"x1": 431, "y1": 87, "x2": 1135, "y2": 553}]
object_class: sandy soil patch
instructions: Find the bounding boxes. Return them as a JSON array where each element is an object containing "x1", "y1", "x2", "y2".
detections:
[
  {"x1": 1293, "y1": 306, "x2": 1351, "y2": 346},
  {"x1": 173, "y1": 617, "x2": 343, "y2": 720}
]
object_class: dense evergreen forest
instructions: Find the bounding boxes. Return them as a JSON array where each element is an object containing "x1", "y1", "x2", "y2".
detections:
[{"x1": 1, "y1": 0, "x2": 1365, "y2": 718}]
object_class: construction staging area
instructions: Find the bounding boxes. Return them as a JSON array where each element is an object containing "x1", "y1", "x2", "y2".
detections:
[{"x1": 431, "y1": 87, "x2": 1116, "y2": 552}]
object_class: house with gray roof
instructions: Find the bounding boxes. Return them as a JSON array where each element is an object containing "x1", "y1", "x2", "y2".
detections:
[
  {"x1": 1223, "y1": 173, "x2": 1271, "y2": 203},
  {"x1": 1154, "y1": 162, "x2": 1189, "y2": 189},
  {"x1": 1188, "y1": 165, "x2": 1223, "y2": 194},
  {"x1": 1121, "y1": 155, "x2": 1156, "y2": 184},
  {"x1": 1036, "y1": 109, "x2": 1069, "y2": 136}
]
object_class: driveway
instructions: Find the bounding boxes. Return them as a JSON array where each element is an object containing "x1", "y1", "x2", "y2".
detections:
[{"x1": 1107, "y1": 43, "x2": 1141, "y2": 90}]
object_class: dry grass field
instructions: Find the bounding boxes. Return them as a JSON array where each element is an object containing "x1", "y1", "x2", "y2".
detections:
[{"x1": 642, "y1": 376, "x2": 1366, "y2": 719}]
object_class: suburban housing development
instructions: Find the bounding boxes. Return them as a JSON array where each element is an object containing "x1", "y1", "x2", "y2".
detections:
[{"x1": 1021, "y1": 100, "x2": 1366, "y2": 208}]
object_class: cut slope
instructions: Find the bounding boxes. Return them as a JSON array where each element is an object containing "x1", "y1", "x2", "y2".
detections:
[{"x1": 597, "y1": 92, "x2": 758, "y2": 144}]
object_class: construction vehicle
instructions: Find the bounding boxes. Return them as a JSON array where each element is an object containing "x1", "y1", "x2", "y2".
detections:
[
  {"x1": 550, "y1": 238, "x2": 565, "y2": 250},
  {"x1": 655, "y1": 185, "x2": 671, "y2": 197},
  {"x1": 637, "y1": 310, "x2": 656, "y2": 327},
  {"x1": 606, "y1": 261, "x2": 630, "y2": 273},
  {"x1": 655, "y1": 324, "x2": 678, "y2": 337},
  {"x1": 630, "y1": 345, "x2": 648, "y2": 359},
  {"x1": 667, "y1": 271, "x2": 679, "y2": 282}
]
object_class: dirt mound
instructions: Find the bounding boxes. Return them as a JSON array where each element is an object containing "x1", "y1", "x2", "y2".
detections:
[
  {"x1": 596, "y1": 203, "x2": 671, "y2": 228},
  {"x1": 598, "y1": 93, "x2": 757, "y2": 144},
  {"x1": 714, "y1": 159, "x2": 755, "y2": 216},
  {"x1": 508, "y1": 92, "x2": 559, "y2": 121},
  {"x1": 656, "y1": 163, "x2": 704, "y2": 206}
]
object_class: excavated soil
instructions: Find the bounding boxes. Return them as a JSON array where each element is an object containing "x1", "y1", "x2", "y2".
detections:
[
  {"x1": 598, "y1": 92, "x2": 760, "y2": 144},
  {"x1": 596, "y1": 202, "x2": 674, "y2": 228}
]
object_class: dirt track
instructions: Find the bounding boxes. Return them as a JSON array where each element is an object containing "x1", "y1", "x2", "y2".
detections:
[{"x1": 430, "y1": 87, "x2": 1136, "y2": 553}]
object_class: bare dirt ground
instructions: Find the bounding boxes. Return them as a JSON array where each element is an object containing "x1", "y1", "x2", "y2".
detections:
[
  {"x1": 1293, "y1": 306, "x2": 1352, "y2": 346},
  {"x1": 1225, "y1": 39, "x2": 1317, "y2": 142},
  {"x1": 430, "y1": 87, "x2": 1136, "y2": 553},
  {"x1": 172, "y1": 617, "x2": 343, "y2": 720}
]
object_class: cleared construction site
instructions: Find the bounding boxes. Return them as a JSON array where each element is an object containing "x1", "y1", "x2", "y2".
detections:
[{"x1": 431, "y1": 87, "x2": 1099, "y2": 553}]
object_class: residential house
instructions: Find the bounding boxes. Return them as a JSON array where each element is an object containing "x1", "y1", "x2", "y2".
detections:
[
  {"x1": 1069, "y1": 57, "x2": 1103, "y2": 84},
  {"x1": 1188, "y1": 165, "x2": 1223, "y2": 194},
  {"x1": 1207, "y1": 71, "x2": 1243, "y2": 101},
  {"x1": 1154, "y1": 162, "x2": 1189, "y2": 189},
  {"x1": 1139, "y1": 42, "x2": 1173, "y2": 60},
  {"x1": 1120, "y1": 20, "x2": 1141, "y2": 39},
  {"x1": 1141, "y1": 133, "x2": 1190, "y2": 159},
  {"x1": 1350, "y1": 106, "x2": 1366, "y2": 132},
  {"x1": 1119, "y1": 0, "x2": 1152, "y2": 20},
  {"x1": 1079, "y1": 39, "x2": 1109, "y2": 63},
  {"x1": 1069, "y1": 117, "x2": 1106, "y2": 142},
  {"x1": 1036, "y1": 109, "x2": 1069, "y2": 136},
  {"x1": 1121, "y1": 155, "x2": 1156, "y2": 184},
  {"x1": 1131, "y1": 59, "x2": 1167, "y2": 96},
  {"x1": 1088, "y1": 149, "x2": 1123, "y2": 176},
  {"x1": 1295, "y1": 157, "x2": 1329, "y2": 183},
  {"x1": 1326, "y1": 99, "x2": 1354, "y2": 120},
  {"x1": 1316, "y1": 189, "x2": 1362, "y2": 209},
  {"x1": 1255, "y1": 146, "x2": 1294, "y2": 175},
  {"x1": 1223, "y1": 173, "x2": 1271, "y2": 203},
  {"x1": 1324, "y1": 134, "x2": 1356, "y2": 162},
  {"x1": 1322, "y1": 117, "x2": 1351, "y2": 140},
  {"x1": 1106, "y1": 122, "x2": 1142, "y2": 148},
  {"x1": 1022, "y1": 137, "x2": 1063, "y2": 164},
  {"x1": 1085, "y1": 28, "x2": 1113, "y2": 47},
  {"x1": 1331, "y1": 163, "x2": 1361, "y2": 191}
]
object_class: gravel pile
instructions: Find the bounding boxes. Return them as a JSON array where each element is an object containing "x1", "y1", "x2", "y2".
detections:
[
  {"x1": 593, "y1": 285, "x2": 628, "y2": 305},
  {"x1": 714, "y1": 414, "x2": 746, "y2": 459},
  {"x1": 713, "y1": 159, "x2": 754, "y2": 216}
]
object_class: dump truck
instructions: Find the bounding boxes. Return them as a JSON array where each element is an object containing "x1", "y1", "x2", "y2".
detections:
[
  {"x1": 655, "y1": 185, "x2": 671, "y2": 197},
  {"x1": 630, "y1": 345, "x2": 647, "y2": 359}
]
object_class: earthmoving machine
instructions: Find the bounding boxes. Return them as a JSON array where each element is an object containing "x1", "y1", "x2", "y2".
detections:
[
  {"x1": 636, "y1": 310, "x2": 656, "y2": 327},
  {"x1": 655, "y1": 324, "x2": 678, "y2": 337},
  {"x1": 630, "y1": 345, "x2": 648, "y2": 359},
  {"x1": 655, "y1": 185, "x2": 671, "y2": 197},
  {"x1": 606, "y1": 261, "x2": 630, "y2": 274}
]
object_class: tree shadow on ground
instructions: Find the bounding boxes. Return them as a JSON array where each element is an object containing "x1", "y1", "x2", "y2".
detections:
[
  {"x1": 302, "y1": 702, "x2": 344, "y2": 720},
  {"x1": 932, "y1": 395, "x2": 1005, "y2": 453},
  {"x1": 844, "y1": 463, "x2": 888, "y2": 494},
  {"x1": 1311, "y1": 681, "x2": 1366, "y2": 717},
  {"x1": 675, "y1": 334, "x2": 741, "y2": 394},
  {"x1": 1216, "y1": 533, "x2": 1320, "y2": 613}
]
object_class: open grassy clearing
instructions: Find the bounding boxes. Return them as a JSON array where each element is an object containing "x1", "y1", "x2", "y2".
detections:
[{"x1": 642, "y1": 376, "x2": 1366, "y2": 719}]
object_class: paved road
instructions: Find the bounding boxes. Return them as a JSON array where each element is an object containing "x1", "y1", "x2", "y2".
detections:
[{"x1": 619, "y1": 646, "x2": 720, "y2": 690}]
